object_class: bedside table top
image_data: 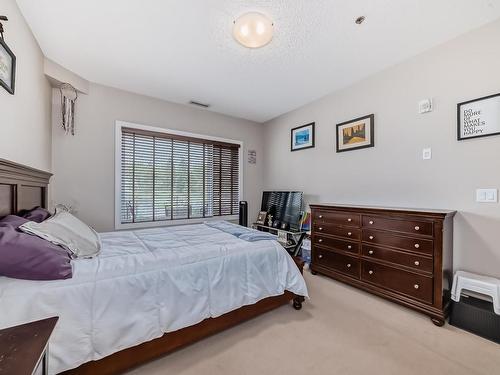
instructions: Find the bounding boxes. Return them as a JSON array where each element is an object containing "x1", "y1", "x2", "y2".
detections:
[{"x1": 0, "y1": 317, "x2": 58, "y2": 375}]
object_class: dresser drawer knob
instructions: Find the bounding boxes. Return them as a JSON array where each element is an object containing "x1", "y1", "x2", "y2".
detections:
[
  {"x1": 318, "y1": 254, "x2": 323, "y2": 259},
  {"x1": 368, "y1": 250, "x2": 374, "y2": 255},
  {"x1": 347, "y1": 263, "x2": 352, "y2": 268},
  {"x1": 347, "y1": 245, "x2": 352, "y2": 249},
  {"x1": 414, "y1": 261, "x2": 420, "y2": 266},
  {"x1": 369, "y1": 236, "x2": 374, "y2": 240},
  {"x1": 347, "y1": 232, "x2": 352, "y2": 236},
  {"x1": 414, "y1": 284, "x2": 419, "y2": 289},
  {"x1": 319, "y1": 215, "x2": 323, "y2": 219},
  {"x1": 369, "y1": 220, "x2": 374, "y2": 225},
  {"x1": 319, "y1": 227, "x2": 323, "y2": 231},
  {"x1": 318, "y1": 239, "x2": 323, "y2": 243},
  {"x1": 368, "y1": 270, "x2": 374, "y2": 275},
  {"x1": 414, "y1": 226, "x2": 420, "y2": 231},
  {"x1": 347, "y1": 218, "x2": 352, "y2": 222},
  {"x1": 414, "y1": 243, "x2": 420, "y2": 249}
]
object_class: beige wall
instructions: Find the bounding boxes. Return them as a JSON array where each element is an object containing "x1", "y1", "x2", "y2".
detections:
[
  {"x1": 51, "y1": 83, "x2": 264, "y2": 232},
  {"x1": 0, "y1": 0, "x2": 51, "y2": 171},
  {"x1": 263, "y1": 20, "x2": 500, "y2": 277}
]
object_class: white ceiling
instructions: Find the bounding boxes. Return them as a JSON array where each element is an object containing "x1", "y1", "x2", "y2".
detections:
[{"x1": 17, "y1": 0, "x2": 500, "y2": 122}]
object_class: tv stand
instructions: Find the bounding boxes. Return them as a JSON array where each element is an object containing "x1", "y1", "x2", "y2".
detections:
[{"x1": 252, "y1": 223, "x2": 307, "y2": 256}]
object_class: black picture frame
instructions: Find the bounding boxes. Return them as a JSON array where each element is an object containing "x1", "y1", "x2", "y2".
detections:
[
  {"x1": 256, "y1": 211, "x2": 267, "y2": 225},
  {"x1": 336, "y1": 114, "x2": 374, "y2": 153},
  {"x1": 0, "y1": 37, "x2": 16, "y2": 95},
  {"x1": 457, "y1": 93, "x2": 500, "y2": 141},
  {"x1": 290, "y1": 122, "x2": 315, "y2": 152}
]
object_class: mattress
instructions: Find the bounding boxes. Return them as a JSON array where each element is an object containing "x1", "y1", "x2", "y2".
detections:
[{"x1": 0, "y1": 222, "x2": 308, "y2": 374}]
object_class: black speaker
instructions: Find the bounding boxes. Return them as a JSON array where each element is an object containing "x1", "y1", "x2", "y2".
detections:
[{"x1": 239, "y1": 201, "x2": 248, "y2": 227}]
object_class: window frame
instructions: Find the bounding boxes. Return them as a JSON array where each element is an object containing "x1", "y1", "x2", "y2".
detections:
[{"x1": 115, "y1": 120, "x2": 243, "y2": 230}]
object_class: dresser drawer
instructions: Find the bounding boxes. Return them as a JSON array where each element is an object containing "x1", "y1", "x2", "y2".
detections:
[
  {"x1": 313, "y1": 210, "x2": 360, "y2": 227},
  {"x1": 313, "y1": 223, "x2": 361, "y2": 240},
  {"x1": 314, "y1": 235, "x2": 359, "y2": 254},
  {"x1": 362, "y1": 245, "x2": 433, "y2": 273},
  {"x1": 363, "y1": 215, "x2": 433, "y2": 236},
  {"x1": 362, "y1": 229, "x2": 433, "y2": 255},
  {"x1": 314, "y1": 249, "x2": 360, "y2": 279},
  {"x1": 361, "y1": 261, "x2": 433, "y2": 304}
]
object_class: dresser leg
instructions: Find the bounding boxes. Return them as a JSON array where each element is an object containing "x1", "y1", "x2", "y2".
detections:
[
  {"x1": 431, "y1": 317, "x2": 445, "y2": 327},
  {"x1": 311, "y1": 270, "x2": 318, "y2": 275}
]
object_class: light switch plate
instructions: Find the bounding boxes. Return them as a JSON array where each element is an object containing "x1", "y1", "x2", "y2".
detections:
[
  {"x1": 476, "y1": 189, "x2": 498, "y2": 203},
  {"x1": 422, "y1": 148, "x2": 432, "y2": 160}
]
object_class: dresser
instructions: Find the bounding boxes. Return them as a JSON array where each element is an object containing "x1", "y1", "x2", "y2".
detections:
[{"x1": 310, "y1": 204, "x2": 455, "y2": 326}]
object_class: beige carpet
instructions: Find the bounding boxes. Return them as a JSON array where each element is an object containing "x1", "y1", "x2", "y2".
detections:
[{"x1": 127, "y1": 270, "x2": 500, "y2": 375}]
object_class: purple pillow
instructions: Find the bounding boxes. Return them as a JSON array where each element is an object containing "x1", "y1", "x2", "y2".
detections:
[
  {"x1": 0, "y1": 223, "x2": 72, "y2": 281},
  {"x1": 19, "y1": 207, "x2": 52, "y2": 223},
  {"x1": 0, "y1": 215, "x2": 29, "y2": 228}
]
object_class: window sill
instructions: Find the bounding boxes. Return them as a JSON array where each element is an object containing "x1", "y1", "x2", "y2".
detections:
[{"x1": 114, "y1": 215, "x2": 239, "y2": 231}]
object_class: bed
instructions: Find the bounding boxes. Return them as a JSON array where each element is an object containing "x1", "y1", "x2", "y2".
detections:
[{"x1": 0, "y1": 159, "x2": 308, "y2": 375}]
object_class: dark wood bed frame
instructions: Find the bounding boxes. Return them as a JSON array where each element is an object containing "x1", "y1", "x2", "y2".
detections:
[{"x1": 0, "y1": 158, "x2": 305, "y2": 375}]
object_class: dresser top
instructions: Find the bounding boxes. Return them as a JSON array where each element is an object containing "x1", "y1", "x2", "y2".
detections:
[{"x1": 309, "y1": 203, "x2": 456, "y2": 217}]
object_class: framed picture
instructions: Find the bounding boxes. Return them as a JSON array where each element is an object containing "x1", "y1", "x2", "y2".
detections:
[
  {"x1": 291, "y1": 122, "x2": 315, "y2": 151},
  {"x1": 457, "y1": 93, "x2": 500, "y2": 141},
  {"x1": 256, "y1": 211, "x2": 267, "y2": 225},
  {"x1": 277, "y1": 230, "x2": 287, "y2": 245},
  {"x1": 0, "y1": 38, "x2": 16, "y2": 95},
  {"x1": 336, "y1": 114, "x2": 374, "y2": 152}
]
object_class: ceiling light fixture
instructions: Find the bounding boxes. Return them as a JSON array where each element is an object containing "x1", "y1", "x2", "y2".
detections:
[{"x1": 233, "y1": 12, "x2": 273, "y2": 49}]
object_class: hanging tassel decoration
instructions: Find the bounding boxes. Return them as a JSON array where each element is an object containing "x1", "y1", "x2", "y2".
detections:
[{"x1": 59, "y1": 83, "x2": 78, "y2": 135}]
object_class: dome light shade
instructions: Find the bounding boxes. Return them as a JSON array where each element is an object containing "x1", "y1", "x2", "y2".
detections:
[{"x1": 233, "y1": 12, "x2": 273, "y2": 48}]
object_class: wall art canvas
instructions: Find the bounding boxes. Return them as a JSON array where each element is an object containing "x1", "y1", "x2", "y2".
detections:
[
  {"x1": 291, "y1": 122, "x2": 315, "y2": 151},
  {"x1": 458, "y1": 93, "x2": 500, "y2": 141},
  {"x1": 0, "y1": 38, "x2": 15, "y2": 94},
  {"x1": 336, "y1": 114, "x2": 374, "y2": 152}
]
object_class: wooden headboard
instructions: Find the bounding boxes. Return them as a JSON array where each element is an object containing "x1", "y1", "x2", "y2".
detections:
[{"x1": 0, "y1": 158, "x2": 52, "y2": 216}]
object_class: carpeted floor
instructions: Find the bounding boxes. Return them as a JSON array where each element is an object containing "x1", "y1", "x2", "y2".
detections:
[{"x1": 127, "y1": 269, "x2": 500, "y2": 375}]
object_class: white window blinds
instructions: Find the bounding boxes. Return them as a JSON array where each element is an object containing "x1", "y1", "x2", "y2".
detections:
[{"x1": 120, "y1": 128, "x2": 240, "y2": 224}]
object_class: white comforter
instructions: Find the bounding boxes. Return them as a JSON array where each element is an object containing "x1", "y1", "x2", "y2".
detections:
[{"x1": 0, "y1": 223, "x2": 308, "y2": 374}]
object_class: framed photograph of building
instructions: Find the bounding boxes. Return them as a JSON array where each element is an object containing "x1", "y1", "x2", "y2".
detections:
[{"x1": 336, "y1": 114, "x2": 374, "y2": 152}]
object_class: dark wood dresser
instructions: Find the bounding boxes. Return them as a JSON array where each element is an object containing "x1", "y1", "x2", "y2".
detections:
[{"x1": 310, "y1": 204, "x2": 455, "y2": 326}]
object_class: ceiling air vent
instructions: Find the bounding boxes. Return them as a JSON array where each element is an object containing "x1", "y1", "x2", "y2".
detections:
[{"x1": 189, "y1": 100, "x2": 210, "y2": 108}]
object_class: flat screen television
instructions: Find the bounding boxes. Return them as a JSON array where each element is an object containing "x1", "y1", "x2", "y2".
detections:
[{"x1": 261, "y1": 191, "x2": 303, "y2": 231}]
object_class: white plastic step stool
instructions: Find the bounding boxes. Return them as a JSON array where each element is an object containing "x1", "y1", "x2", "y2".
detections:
[{"x1": 451, "y1": 271, "x2": 500, "y2": 315}]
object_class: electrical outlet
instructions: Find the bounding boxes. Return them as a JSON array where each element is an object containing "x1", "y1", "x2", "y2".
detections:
[{"x1": 422, "y1": 148, "x2": 432, "y2": 160}]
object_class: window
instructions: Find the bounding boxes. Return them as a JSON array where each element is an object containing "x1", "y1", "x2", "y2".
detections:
[{"x1": 118, "y1": 124, "x2": 240, "y2": 226}]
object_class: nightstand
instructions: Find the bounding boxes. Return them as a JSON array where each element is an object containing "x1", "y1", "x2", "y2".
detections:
[{"x1": 0, "y1": 317, "x2": 58, "y2": 375}]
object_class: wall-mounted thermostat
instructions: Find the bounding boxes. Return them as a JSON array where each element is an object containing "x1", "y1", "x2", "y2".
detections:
[{"x1": 419, "y1": 99, "x2": 433, "y2": 114}]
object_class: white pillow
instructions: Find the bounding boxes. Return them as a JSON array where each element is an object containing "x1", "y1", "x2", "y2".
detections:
[{"x1": 20, "y1": 210, "x2": 101, "y2": 258}]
